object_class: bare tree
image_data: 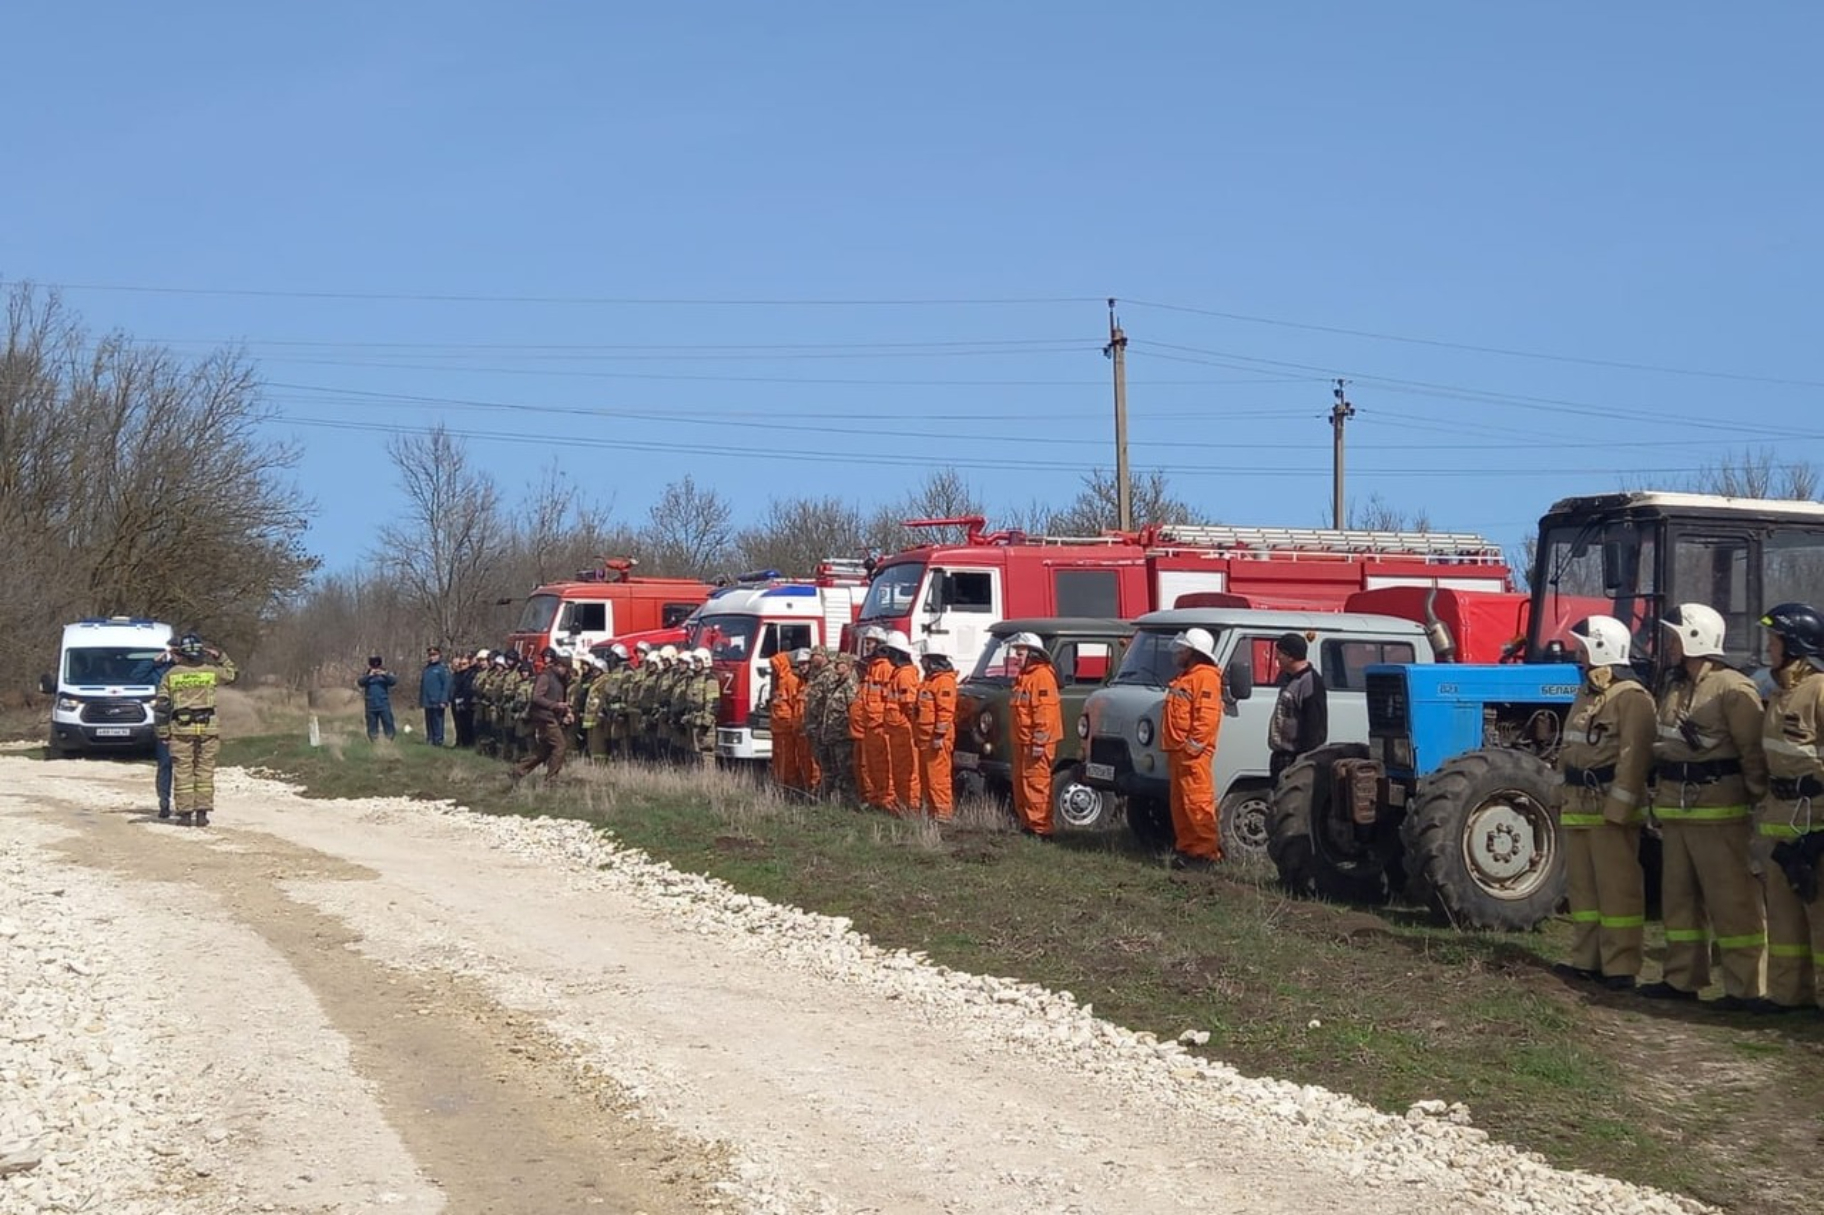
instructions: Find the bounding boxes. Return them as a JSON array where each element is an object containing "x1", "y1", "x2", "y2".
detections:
[
  {"x1": 639, "y1": 475, "x2": 734, "y2": 579},
  {"x1": 374, "y1": 425, "x2": 507, "y2": 647},
  {"x1": 1685, "y1": 449, "x2": 1818, "y2": 500},
  {"x1": 1047, "y1": 469, "x2": 1203, "y2": 535},
  {"x1": 735, "y1": 496, "x2": 868, "y2": 575},
  {"x1": 1345, "y1": 493, "x2": 1433, "y2": 532}
]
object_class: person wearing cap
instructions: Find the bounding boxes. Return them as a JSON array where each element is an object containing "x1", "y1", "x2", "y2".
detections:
[
  {"x1": 1643, "y1": 603, "x2": 1769, "y2": 1007},
  {"x1": 822, "y1": 651, "x2": 861, "y2": 801},
  {"x1": 790, "y1": 648, "x2": 822, "y2": 792},
  {"x1": 512, "y1": 649, "x2": 575, "y2": 783},
  {"x1": 419, "y1": 645, "x2": 453, "y2": 747},
  {"x1": 473, "y1": 653, "x2": 501, "y2": 757},
  {"x1": 1268, "y1": 632, "x2": 1327, "y2": 781},
  {"x1": 507, "y1": 656, "x2": 538, "y2": 764},
  {"x1": 1756, "y1": 602, "x2": 1824, "y2": 1014},
  {"x1": 1008, "y1": 633, "x2": 1063, "y2": 837},
  {"x1": 802, "y1": 648, "x2": 838, "y2": 796},
  {"x1": 1163, "y1": 627, "x2": 1225, "y2": 867},
  {"x1": 358, "y1": 656, "x2": 398, "y2": 742},
  {"x1": 1553, "y1": 615, "x2": 1657, "y2": 991},
  {"x1": 882, "y1": 633, "x2": 923, "y2": 814},
  {"x1": 768, "y1": 649, "x2": 805, "y2": 788},
  {"x1": 916, "y1": 648, "x2": 959, "y2": 821},
  {"x1": 452, "y1": 651, "x2": 480, "y2": 749},
  {"x1": 858, "y1": 630, "x2": 897, "y2": 810}
]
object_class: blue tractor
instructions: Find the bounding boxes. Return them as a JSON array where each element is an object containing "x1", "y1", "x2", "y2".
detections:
[{"x1": 1267, "y1": 490, "x2": 1824, "y2": 931}]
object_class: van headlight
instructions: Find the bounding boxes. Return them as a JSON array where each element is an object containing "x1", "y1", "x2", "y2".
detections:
[
  {"x1": 1077, "y1": 716, "x2": 1090, "y2": 739},
  {"x1": 975, "y1": 710, "x2": 994, "y2": 738},
  {"x1": 57, "y1": 696, "x2": 81, "y2": 712},
  {"x1": 1136, "y1": 717, "x2": 1155, "y2": 747}
]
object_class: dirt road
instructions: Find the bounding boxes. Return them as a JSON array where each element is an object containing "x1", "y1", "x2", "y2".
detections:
[{"x1": 0, "y1": 755, "x2": 1708, "y2": 1215}]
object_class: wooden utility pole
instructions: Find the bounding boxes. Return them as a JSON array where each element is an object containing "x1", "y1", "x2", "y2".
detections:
[
  {"x1": 1330, "y1": 378, "x2": 1355, "y2": 529},
  {"x1": 1105, "y1": 298, "x2": 1132, "y2": 532}
]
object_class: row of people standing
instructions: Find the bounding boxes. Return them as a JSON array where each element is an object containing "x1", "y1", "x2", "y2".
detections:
[{"x1": 1556, "y1": 601, "x2": 1824, "y2": 1014}]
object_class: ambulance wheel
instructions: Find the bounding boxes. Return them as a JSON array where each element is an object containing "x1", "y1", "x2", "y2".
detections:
[
  {"x1": 1218, "y1": 785, "x2": 1272, "y2": 859},
  {"x1": 1052, "y1": 765, "x2": 1114, "y2": 831},
  {"x1": 1400, "y1": 749, "x2": 1563, "y2": 932},
  {"x1": 1266, "y1": 744, "x2": 1386, "y2": 903},
  {"x1": 1125, "y1": 795, "x2": 1174, "y2": 851}
]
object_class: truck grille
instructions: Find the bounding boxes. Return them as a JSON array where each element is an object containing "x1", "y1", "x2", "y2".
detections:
[
  {"x1": 1089, "y1": 737, "x2": 1128, "y2": 771},
  {"x1": 79, "y1": 700, "x2": 144, "y2": 725},
  {"x1": 1365, "y1": 673, "x2": 1408, "y2": 737}
]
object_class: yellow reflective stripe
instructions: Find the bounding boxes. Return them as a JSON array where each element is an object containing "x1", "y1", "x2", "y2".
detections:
[
  {"x1": 1757, "y1": 822, "x2": 1824, "y2": 839},
  {"x1": 1765, "y1": 737, "x2": 1824, "y2": 760},
  {"x1": 1567, "y1": 910, "x2": 1601, "y2": 923},
  {"x1": 1664, "y1": 928, "x2": 1708, "y2": 943},
  {"x1": 1601, "y1": 914, "x2": 1646, "y2": 929},
  {"x1": 1561, "y1": 813, "x2": 1607, "y2": 827},
  {"x1": 1655, "y1": 805, "x2": 1752, "y2": 822},
  {"x1": 1768, "y1": 943, "x2": 1812, "y2": 959},
  {"x1": 1715, "y1": 932, "x2": 1767, "y2": 950}
]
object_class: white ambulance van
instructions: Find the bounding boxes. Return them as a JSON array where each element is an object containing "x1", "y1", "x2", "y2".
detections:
[{"x1": 39, "y1": 618, "x2": 175, "y2": 757}]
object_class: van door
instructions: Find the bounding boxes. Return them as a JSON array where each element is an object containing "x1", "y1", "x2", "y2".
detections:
[
  {"x1": 1317, "y1": 635, "x2": 1418, "y2": 752},
  {"x1": 1050, "y1": 637, "x2": 1121, "y2": 764},
  {"x1": 918, "y1": 567, "x2": 999, "y2": 671}
]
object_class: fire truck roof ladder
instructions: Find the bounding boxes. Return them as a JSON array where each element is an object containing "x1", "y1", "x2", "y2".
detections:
[{"x1": 1148, "y1": 524, "x2": 1504, "y2": 561}]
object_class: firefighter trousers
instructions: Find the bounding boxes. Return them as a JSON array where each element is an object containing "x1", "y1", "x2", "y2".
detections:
[
  {"x1": 886, "y1": 723, "x2": 919, "y2": 814},
  {"x1": 1658, "y1": 818, "x2": 1765, "y2": 997},
  {"x1": 1762, "y1": 829, "x2": 1824, "y2": 1009},
  {"x1": 919, "y1": 741, "x2": 954, "y2": 821},
  {"x1": 862, "y1": 732, "x2": 892, "y2": 810},
  {"x1": 167, "y1": 734, "x2": 220, "y2": 815},
  {"x1": 1012, "y1": 747, "x2": 1055, "y2": 836},
  {"x1": 793, "y1": 732, "x2": 820, "y2": 794},
  {"x1": 1168, "y1": 752, "x2": 1220, "y2": 861},
  {"x1": 772, "y1": 728, "x2": 800, "y2": 789},
  {"x1": 1564, "y1": 822, "x2": 1645, "y2": 978}
]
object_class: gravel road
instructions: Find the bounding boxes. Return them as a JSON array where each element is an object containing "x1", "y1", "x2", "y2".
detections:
[{"x1": 0, "y1": 754, "x2": 1713, "y2": 1215}]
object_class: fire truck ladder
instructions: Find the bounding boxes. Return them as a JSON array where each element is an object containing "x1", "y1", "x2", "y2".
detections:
[{"x1": 1148, "y1": 524, "x2": 1504, "y2": 563}]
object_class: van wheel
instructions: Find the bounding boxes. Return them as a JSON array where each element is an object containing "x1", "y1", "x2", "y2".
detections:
[
  {"x1": 1266, "y1": 744, "x2": 1386, "y2": 902},
  {"x1": 1219, "y1": 787, "x2": 1272, "y2": 859},
  {"x1": 1126, "y1": 795, "x2": 1174, "y2": 850},
  {"x1": 1052, "y1": 765, "x2": 1114, "y2": 831}
]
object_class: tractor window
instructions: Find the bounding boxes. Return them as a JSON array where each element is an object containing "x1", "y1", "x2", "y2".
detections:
[
  {"x1": 1670, "y1": 533, "x2": 1752, "y2": 664},
  {"x1": 950, "y1": 571, "x2": 995, "y2": 612},
  {"x1": 1055, "y1": 569, "x2": 1119, "y2": 617},
  {"x1": 662, "y1": 602, "x2": 697, "y2": 627},
  {"x1": 1532, "y1": 522, "x2": 1658, "y2": 659},
  {"x1": 1321, "y1": 640, "x2": 1418, "y2": 690},
  {"x1": 1763, "y1": 529, "x2": 1824, "y2": 659}
]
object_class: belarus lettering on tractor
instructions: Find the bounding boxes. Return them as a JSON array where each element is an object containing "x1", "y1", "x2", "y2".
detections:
[
  {"x1": 952, "y1": 617, "x2": 1137, "y2": 831},
  {"x1": 701, "y1": 562, "x2": 870, "y2": 762},
  {"x1": 506, "y1": 558, "x2": 712, "y2": 660},
  {"x1": 1271, "y1": 490, "x2": 1824, "y2": 932},
  {"x1": 854, "y1": 517, "x2": 1513, "y2": 674}
]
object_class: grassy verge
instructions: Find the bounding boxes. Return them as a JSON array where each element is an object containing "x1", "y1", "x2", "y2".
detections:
[{"x1": 224, "y1": 730, "x2": 1824, "y2": 1214}]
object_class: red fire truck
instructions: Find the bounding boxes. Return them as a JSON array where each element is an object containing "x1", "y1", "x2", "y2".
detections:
[
  {"x1": 507, "y1": 558, "x2": 714, "y2": 659},
  {"x1": 696, "y1": 562, "x2": 870, "y2": 762},
  {"x1": 855, "y1": 518, "x2": 1514, "y2": 672}
]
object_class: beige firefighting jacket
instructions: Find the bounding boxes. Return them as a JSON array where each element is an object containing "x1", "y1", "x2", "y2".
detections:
[
  {"x1": 1556, "y1": 666, "x2": 1656, "y2": 828},
  {"x1": 1652, "y1": 660, "x2": 1767, "y2": 822},
  {"x1": 1759, "y1": 661, "x2": 1824, "y2": 841}
]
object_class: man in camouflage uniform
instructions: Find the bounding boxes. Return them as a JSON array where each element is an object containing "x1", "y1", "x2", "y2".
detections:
[
  {"x1": 802, "y1": 647, "x2": 835, "y2": 796},
  {"x1": 153, "y1": 633, "x2": 237, "y2": 827},
  {"x1": 506, "y1": 658, "x2": 536, "y2": 765},
  {"x1": 601, "y1": 645, "x2": 632, "y2": 759},
  {"x1": 816, "y1": 651, "x2": 861, "y2": 801},
  {"x1": 569, "y1": 654, "x2": 599, "y2": 758}
]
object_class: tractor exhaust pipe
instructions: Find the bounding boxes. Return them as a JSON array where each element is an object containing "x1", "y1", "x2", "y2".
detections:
[{"x1": 1423, "y1": 587, "x2": 1458, "y2": 664}]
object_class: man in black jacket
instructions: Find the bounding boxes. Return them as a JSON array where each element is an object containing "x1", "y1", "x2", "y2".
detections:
[
  {"x1": 512, "y1": 649, "x2": 574, "y2": 783},
  {"x1": 1268, "y1": 632, "x2": 1328, "y2": 780},
  {"x1": 451, "y1": 652, "x2": 478, "y2": 749}
]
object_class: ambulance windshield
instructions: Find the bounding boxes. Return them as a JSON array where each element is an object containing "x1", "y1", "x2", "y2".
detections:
[{"x1": 65, "y1": 647, "x2": 166, "y2": 687}]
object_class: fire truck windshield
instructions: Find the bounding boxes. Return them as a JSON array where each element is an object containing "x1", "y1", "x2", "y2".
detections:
[
  {"x1": 1111, "y1": 629, "x2": 1191, "y2": 688},
  {"x1": 696, "y1": 614, "x2": 759, "y2": 662},
  {"x1": 515, "y1": 593, "x2": 561, "y2": 635},
  {"x1": 860, "y1": 561, "x2": 924, "y2": 620}
]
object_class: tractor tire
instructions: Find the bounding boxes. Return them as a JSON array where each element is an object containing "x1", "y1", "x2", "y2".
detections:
[
  {"x1": 1265, "y1": 744, "x2": 1386, "y2": 903},
  {"x1": 1400, "y1": 749, "x2": 1564, "y2": 932},
  {"x1": 1218, "y1": 785, "x2": 1273, "y2": 860},
  {"x1": 1126, "y1": 795, "x2": 1174, "y2": 851}
]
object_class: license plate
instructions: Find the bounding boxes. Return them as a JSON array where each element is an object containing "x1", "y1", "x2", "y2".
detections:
[
  {"x1": 954, "y1": 751, "x2": 979, "y2": 770},
  {"x1": 94, "y1": 727, "x2": 133, "y2": 738},
  {"x1": 1084, "y1": 762, "x2": 1115, "y2": 782}
]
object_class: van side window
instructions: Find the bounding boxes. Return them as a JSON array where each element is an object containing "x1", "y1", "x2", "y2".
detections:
[
  {"x1": 1322, "y1": 640, "x2": 1417, "y2": 690},
  {"x1": 1247, "y1": 637, "x2": 1284, "y2": 686},
  {"x1": 950, "y1": 572, "x2": 994, "y2": 612},
  {"x1": 1055, "y1": 569, "x2": 1119, "y2": 617},
  {"x1": 1059, "y1": 641, "x2": 1114, "y2": 685}
]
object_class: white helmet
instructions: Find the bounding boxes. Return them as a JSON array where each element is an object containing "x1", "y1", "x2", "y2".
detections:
[
  {"x1": 861, "y1": 625, "x2": 888, "y2": 645},
  {"x1": 659, "y1": 645, "x2": 678, "y2": 662},
  {"x1": 609, "y1": 643, "x2": 630, "y2": 661},
  {"x1": 1004, "y1": 631, "x2": 1049, "y2": 660},
  {"x1": 635, "y1": 640, "x2": 653, "y2": 655},
  {"x1": 1170, "y1": 627, "x2": 1219, "y2": 663},
  {"x1": 693, "y1": 647, "x2": 712, "y2": 666},
  {"x1": 883, "y1": 630, "x2": 914, "y2": 658},
  {"x1": 476, "y1": 648, "x2": 491, "y2": 659},
  {"x1": 1571, "y1": 615, "x2": 1632, "y2": 667},
  {"x1": 791, "y1": 647, "x2": 811, "y2": 665},
  {"x1": 1662, "y1": 603, "x2": 1726, "y2": 660}
]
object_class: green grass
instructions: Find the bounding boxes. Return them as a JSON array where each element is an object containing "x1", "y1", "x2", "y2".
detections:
[{"x1": 225, "y1": 730, "x2": 1824, "y2": 1215}]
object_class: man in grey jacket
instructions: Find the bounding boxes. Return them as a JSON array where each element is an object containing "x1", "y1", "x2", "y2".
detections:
[
  {"x1": 512, "y1": 649, "x2": 574, "y2": 784},
  {"x1": 1268, "y1": 632, "x2": 1328, "y2": 780}
]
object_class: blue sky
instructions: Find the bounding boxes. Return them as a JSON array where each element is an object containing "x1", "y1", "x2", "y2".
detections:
[{"x1": 4, "y1": 2, "x2": 1819, "y2": 570}]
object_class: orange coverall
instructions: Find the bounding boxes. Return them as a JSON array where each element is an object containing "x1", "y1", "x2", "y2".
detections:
[
  {"x1": 1162, "y1": 659, "x2": 1224, "y2": 860},
  {"x1": 847, "y1": 666, "x2": 874, "y2": 805},
  {"x1": 1010, "y1": 658, "x2": 1063, "y2": 835},
  {"x1": 860, "y1": 654, "x2": 896, "y2": 810},
  {"x1": 884, "y1": 659, "x2": 923, "y2": 813},
  {"x1": 915, "y1": 666, "x2": 957, "y2": 820},
  {"x1": 768, "y1": 653, "x2": 805, "y2": 789}
]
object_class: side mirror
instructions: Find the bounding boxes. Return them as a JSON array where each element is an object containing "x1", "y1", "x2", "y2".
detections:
[
  {"x1": 1600, "y1": 538, "x2": 1636, "y2": 595},
  {"x1": 38, "y1": 674, "x2": 54, "y2": 695},
  {"x1": 1225, "y1": 659, "x2": 1254, "y2": 701},
  {"x1": 928, "y1": 571, "x2": 953, "y2": 611}
]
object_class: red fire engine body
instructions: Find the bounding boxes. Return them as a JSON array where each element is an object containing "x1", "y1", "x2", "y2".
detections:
[
  {"x1": 507, "y1": 558, "x2": 713, "y2": 660},
  {"x1": 855, "y1": 518, "x2": 1515, "y2": 672}
]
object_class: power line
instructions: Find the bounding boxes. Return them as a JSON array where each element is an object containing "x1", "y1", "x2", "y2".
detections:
[{"x1": 30, "y1": 280, "x2": 1101, "y2": 308}]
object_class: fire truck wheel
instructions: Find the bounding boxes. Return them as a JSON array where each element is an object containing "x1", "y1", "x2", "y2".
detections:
[
  {"x1": 1265, "y1": 744, "x2": 1386, "y2": 903},
  {"x1": 1125, "y1": 795, "x2": 1174, "y2": 851},
  {"x1": 1051, "y1": 764, "x2": 1114, "y2": 831},
  {"x1": 1399, "y1": 749, "x2": 1563, "y2": 932}
]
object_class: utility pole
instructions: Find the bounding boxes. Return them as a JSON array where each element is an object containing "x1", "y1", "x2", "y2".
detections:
[
  {"x1": 1104, "y1": 298, "x2": 1132, "y2": 532},
  {"x1": 1330, "y1": 378, "x2": 1355, "y2": 529}
]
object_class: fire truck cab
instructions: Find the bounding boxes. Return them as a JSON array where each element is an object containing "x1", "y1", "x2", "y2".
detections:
[
  {"x1": 702, "y1": 562, "x2": 869, "y2": 762},
  {"x1": 508, "y1": 558, "x2": 712, "y2": 659},
  {"x1": 855, "y1": 519, "x2": 1513, "y2": 674}
]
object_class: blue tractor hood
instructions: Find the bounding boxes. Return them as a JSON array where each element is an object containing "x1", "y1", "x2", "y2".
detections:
[{"x1": 1370, "y1": 662, "x2": 1582, "y2": 775}]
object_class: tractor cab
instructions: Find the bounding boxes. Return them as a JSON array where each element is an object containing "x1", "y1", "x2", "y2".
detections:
[{"x1": 1271, "y1": 491, "x2": 1824, "y2": 932}]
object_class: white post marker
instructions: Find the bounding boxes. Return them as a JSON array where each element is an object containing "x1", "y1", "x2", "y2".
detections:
[{"x1": 308, "y1": 714, "x2": 321, "y2": 748}]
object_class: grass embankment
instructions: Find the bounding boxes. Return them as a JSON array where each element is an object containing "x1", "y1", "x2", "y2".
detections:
[{"x1": 222, "y1": 728, "x2": 1823, "y2": 1215}]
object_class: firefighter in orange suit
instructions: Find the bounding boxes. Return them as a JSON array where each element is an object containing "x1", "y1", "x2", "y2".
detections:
[
  {"x1": 1162, "y1": 627, "x2": 1224, "y2": 868},
  {"x1": 849, "y1": 627, "x2": 886, "y2": 806},
  {"x1": 1007, "y1": 633, "x2": 1062, "y2": 837},
  {"x1": 860, "y1": 628, "x2": 897, "y2": 810},
  {"x1": 915, "y1": 647, "x2": 958, "y2": 821},
  {"x1": 882, "y1": 631, "x2": 923, "y2": 813},
  {"x1": 768, "y1": 651, "x2": 803, "y2": 789},
  {"x1": 790, "y1": 648, "x2": 821, "y2": 794}
]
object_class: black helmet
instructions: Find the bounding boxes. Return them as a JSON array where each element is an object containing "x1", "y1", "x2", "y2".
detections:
[
  {"x1": 177, "y1": 633, "x2": 205, "y2": 659},
  {"x1": 1761, "y1": 602, "x2": 1824, "y2": 659}
]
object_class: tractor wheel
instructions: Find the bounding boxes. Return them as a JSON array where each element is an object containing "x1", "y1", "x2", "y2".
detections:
[
  {"x1": 1265, "y1": 744, "x2": 1386, "y2": 903},
  {"x1": 1218, "y1": 785, "x2": 1272, "y2": 860},
  {"x1": 1400, "y1": 749, "x2": 1563, "y2": 931},
  {"x1": 1126, "y1": 795, "x2": 1174, "y2": 851}
]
